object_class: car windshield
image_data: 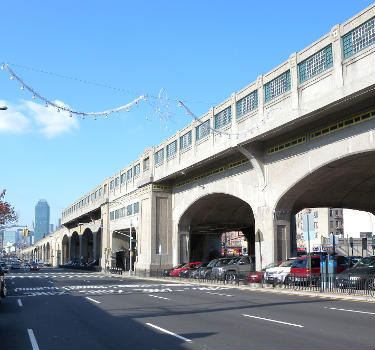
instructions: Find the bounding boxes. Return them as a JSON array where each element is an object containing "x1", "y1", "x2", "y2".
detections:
[
  {"x1": 354, "y1": 257, "x2": 375, "y2": 268},
  {"x1": 207, "y1": 259, "x2": 218, "y2": 268},
  {"x1": 227, "y1": 257, "x2": 240, "y2": 265},
  {"x1": 280, "y1": 260, "x2": 294, "y2": 267}
]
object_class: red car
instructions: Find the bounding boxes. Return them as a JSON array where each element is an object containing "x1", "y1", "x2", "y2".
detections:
[
  {"x1": 169, "y1": 262, "x2": 201, "y2": 277},
  {"x1": 246, "y1": 261, "x2": 282, "y2": 283},
  {"x1": 289, "y1": 255, "x2": 349, "y2": 279}
]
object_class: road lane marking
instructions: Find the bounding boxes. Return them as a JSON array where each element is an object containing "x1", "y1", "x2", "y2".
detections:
[
  {"x1": 17, "y1": 299, "x2": 23, "y2": 307},
  {"x1": 145, "y1": 323, "x2": 191, "y2": 342},
  {"x1": 324, "y1": 307, "x2": 375, "y2": 315},
  {"x1": 242, "y1": 314, "x2": 304, "y2": 328},
  {"x1": 148, "y1": 294, "x2": 170, "y2": 300},
  {"x1": 85, "y1": 297, "x2": 101, "y2": 304},
  {"x1": 27, "y1": 329, "x2": 40, "y2": 350},
  {"x1": 206, "y1": 292, "x2": 233, "y2": 297}
]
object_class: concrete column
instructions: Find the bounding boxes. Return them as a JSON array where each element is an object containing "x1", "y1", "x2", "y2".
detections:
[
  {"x1": 231, "y1": 92, "x2": 238, "y2": 148},
  {"x1": 68, "y1": 236, "x2": 72, "y2": 261},
  {"x1": 257, "y1": 75, "x2": 264, "y2": 120},
  {"x1": 331, "y1": 24, "x2": 344, "y2": 88},
  {"x1": 289, "y1": 52, "x2": 299, "y2": 116},
  {"x1": 93, "y1": 232, "x2": 97, "y2": 260},
  {"x1": 79, "y1": 235, "x2": 83, "y2": 262}
]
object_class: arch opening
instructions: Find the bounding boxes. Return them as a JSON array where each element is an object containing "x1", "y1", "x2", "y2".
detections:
[{"x1": 178, "y1": 193, "x2": 255, "y2": 264}]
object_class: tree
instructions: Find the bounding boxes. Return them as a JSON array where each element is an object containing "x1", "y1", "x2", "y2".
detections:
[{"x1": 0, "y1": 189, "x2": 18, "y2": 225}]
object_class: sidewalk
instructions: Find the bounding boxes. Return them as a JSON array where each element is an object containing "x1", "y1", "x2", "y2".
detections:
[{"x1": 103, "y1": 271, "x2": 375, "y2": 303}]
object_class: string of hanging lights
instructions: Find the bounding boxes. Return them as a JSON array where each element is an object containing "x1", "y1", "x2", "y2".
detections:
[{"x1": 1, "y1": 63, "x2": 147, "y2": 119}]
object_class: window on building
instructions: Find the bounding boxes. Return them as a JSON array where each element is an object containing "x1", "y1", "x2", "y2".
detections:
[
  {"x1": 330, "y1": 221, "x2": 333, "y2": 228},
  {"x1": 329, "y1": 209, "x2": 333, "y2": 217},
  {"x1": 115, "y1": 177, "x2": 119, "y2": 187},
  {"x1": 110, "y1": 180, "x2": 114, "y2": 190},
  {"x1": 99, "y1": 188, "x2": 102, "y2": 197},
  {"x1": 110, "y1": 211, "x2": 114, "y2": 221},
  {"x1": 127, "y1": 204, "x2": 133, "y2": 216},
  {"x1": 336, "y1": 221, "x2": 339, "y2": 226},
  {"x1": 180, "y1": 130, "x2": 192, "y2": 150},
  {"x1": 120, "y1": 207, "x2": 125, "y2": 218},
  {"x1": 104, "y1": 184, "x2": 107, "y2": 194},
  {"x1": 314, "y1": 222, "x2": 318, "y2": 229},
  {"x1": 134, "y1": 163, "x2": 140, "y2": 177},
  {"x1": 154, "y1": 149, "x2": 164, "y2": 165},
  {"x1": 214, "y1": 107, "x2": 232, "y2": 129},
  {"x1": 166, "y1": 140, "x2": 177, "y2": 158},
  {"x1": 236, "y1": 90, "x2": 258, "y2": 118},
  {"x1": 315, "y1": 232, "x2": 318, "y2": 239},
  {"x1": 127, "y1": 169, "x2": 132, "y2": 180},
  {"x1": 264, "y1": 70, "x2": 291, "y2": 102},
  {"x1": 134, "y1": 202, "x2": 139, "y2": 214},
  {"x1": 115, "y1": 209, "x2": 120, "y2": 219},
  {"x1": 313, "y1": 211, "x2": 318, "y2": 218},
  {"x1": 195, "y1": 120, "x2": 210, "y2": 141},
  {"x1": 121, "y1": 173, "x2": 126, "y2": 184},
  {"x1": 335, "y1": 209, "x2": 338, "y2": 216},
  {"x1": 298, "y1": 45, "x2": 333, "y2": 83},
  {"x1": 143, "y1": 157, "x2": 150, "y2": 171}
]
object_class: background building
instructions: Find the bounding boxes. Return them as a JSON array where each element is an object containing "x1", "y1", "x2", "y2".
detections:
[
  {"x1": 34, "y1": 200, "x2": 50, "y2": 243},
  {"x1": 296, "y1": 208, "x2": 344, "y2": 252}
]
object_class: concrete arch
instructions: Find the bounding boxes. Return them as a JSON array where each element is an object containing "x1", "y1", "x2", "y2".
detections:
[
  {"x1": 177, "y1": 193, "x2": 256, "y2": 264},
  {"x1": 62, "y1": 235, "x2": 69, "y2": 263},
  {"x1": 70, "y1": 232, "x2": 80, "y2": 262},
  {"x1": 81, "y1": 228, "x2": 94, "y2": 263},
  {"x1": 274, "y1": 150, "x2": 375, "y2": 215}
]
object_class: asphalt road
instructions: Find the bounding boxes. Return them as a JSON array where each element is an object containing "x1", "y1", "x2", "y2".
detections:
[{"x1": 1, "y1": 268, "x2": 374, "y2": 349}]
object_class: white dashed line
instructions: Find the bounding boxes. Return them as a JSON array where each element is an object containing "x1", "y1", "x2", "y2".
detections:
[
  {"x1": 27, "y1": 329, "x2": 40, "y2": 350},
  {"x1": 17, "y1": 299, "x2": 23, "y2": 307},
  {"x1": 242, "y1": 314, "x2": 304, "y2": 328},
  {"x1": 148, "y1": 294, "x2": 170, "y2": 300},
  {"x1": 324, "y1": 307, "x2": 375, "y2": 315},
  {"x1": 85, "y1": 297, "x2": 101, "y2": 304},
  {"x1": 206, "y1": 291, "x2": 233, "y2": 297},
  {"x1": 145, "y1": 323, "x2": 191, "y2": 342}
]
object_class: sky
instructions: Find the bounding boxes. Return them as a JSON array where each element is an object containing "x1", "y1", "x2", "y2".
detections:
[{"x1": 0, "y1": 0, "x2": 373, "y2": 230}]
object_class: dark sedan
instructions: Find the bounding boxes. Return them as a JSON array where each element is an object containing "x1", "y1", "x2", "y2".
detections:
[
  {"x1": 336, "y1": 256, "x2": 375, "y2": 293},
  {"x1": 0, "y1": 266, "x2": 7, "y2": 302}
]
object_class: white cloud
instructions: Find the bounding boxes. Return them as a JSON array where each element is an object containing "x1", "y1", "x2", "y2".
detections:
[
  {"x1": 24, "y1": 100, "x2": 79, "y2": 138},
  {"x1": 0, "y1": 100, "x2": 30, "y2": 133},
  {"x1": 0, "y1": 99, "x2": 79, "y2": 138}
]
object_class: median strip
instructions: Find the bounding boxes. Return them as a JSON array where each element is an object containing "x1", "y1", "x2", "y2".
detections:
[
  {"x1": 324, "y1": 307, "x2": 375, "y2": 315},
  {"x1": 145, "y1": 323, "x2": 191, "y2": 342},
  {"x1": 242, "y1": 314, "x2": 304, "y2": 327}
]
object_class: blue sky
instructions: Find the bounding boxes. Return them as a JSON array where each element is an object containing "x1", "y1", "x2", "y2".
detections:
[{"x1": 1, "y1": 0, "x2": 373, "y2": 229}]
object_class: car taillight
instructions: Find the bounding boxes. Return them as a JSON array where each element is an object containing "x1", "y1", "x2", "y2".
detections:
[{"x1": 306, "y1": 269, "x2": 310, "y2": 274}]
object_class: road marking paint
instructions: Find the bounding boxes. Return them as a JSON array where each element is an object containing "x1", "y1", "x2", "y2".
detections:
[
  {"x1": 324, "y1": 307, "x2": 375, "y2": 315},
  {"x1": 17, "y1": 299, "x2": 23, "y2": 307},
  {"x1": 145, "y1": 323, "x2": 191, "y2": 342},
  {"x1": 148, "y1": 294, "x2": 170, "y2": 300},
  {"x1": 27, "y1": 329, "x2": 40, "y2": 350},
  {"x1": 85, "y1": 297, "x2": 101, "y2": 304},
  {"x1": 242, "y1": 314, "x2": 304, "y2": 328},
  {"x1": 206, "y1": 292, "x2": 233, "y2": 297}
]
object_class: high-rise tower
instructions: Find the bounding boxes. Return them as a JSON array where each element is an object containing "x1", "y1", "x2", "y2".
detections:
[{"x1": 34, "y1": 199, "x2": 50, "y2": 243}]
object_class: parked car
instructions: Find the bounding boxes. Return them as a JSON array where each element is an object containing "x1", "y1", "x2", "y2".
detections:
[
  {"x1": 0, "y1": 266, "x2": 7, "y2": 303},
  {"x1": 192, "y1": 259, "x2": 224, "y2": 279},
  {"x1": 169, "y1": 262, "x2": 201, "y2": 277},
  {"x1": 336, "y1": 256, "x2": 375, "y2": 292},
  {"x1": 0, "y1": 263, "x2": 9, "y2": 274},
  {"x1": 221, "y1": 256, "x2": 255, "y2": 282},
  {"x1": 264, "y1": 259, "x2": 295, "y2": 284},
  {"x1": 288, "y1": 254, "x2": 349, "y2": 282},
  {"x1": 29, "y1": 262, "x2": 40, "y2": 271},
  {"x1": 11, "y1": 262, "x2": 21, "y2": 270},
  {"x1": 162, "y1": 263, "x2": 186, "y2": 277},
  {"x1": 246, "y1": 261, "x2": 278, "y2": 283},
  {"x1": 179, "y1": 263, "x2": 207, "y2": 278},
  {"x1": 210, "y1": 257, "x2": 236, "y2": 280}
]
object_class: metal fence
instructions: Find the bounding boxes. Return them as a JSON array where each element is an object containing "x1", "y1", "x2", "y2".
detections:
[{"x1": 129, "y1": 269, "x2": 374, "y2": 298}]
